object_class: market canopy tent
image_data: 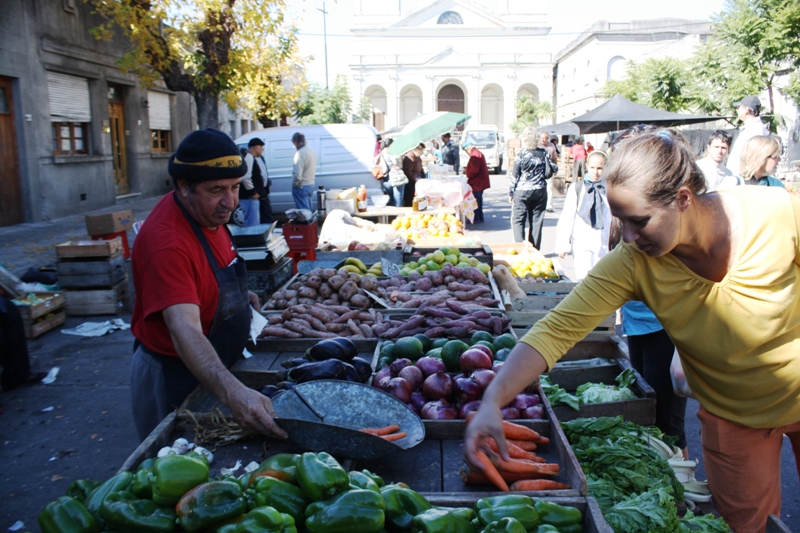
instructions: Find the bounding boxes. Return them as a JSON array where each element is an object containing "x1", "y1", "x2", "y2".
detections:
[
  {"x1": 540, "y1": 121, "x2": 580, "y2": 137},
  {"x1": 388, "y1": 112, "x2": 471, "y2": 156},
  {"x1": 569, "y1": 94, "x2": 723, "y2": 134}
]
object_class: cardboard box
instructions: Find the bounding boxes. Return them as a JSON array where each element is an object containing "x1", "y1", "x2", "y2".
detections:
[
  {"x1": 507, "y1": 137, "x2": 521, "y2": 149},
  {"x1": 326, "y1": 198, "x2": 357, "y2": 215},
  {"x1": 85, "y1": 210, "x2": 133, "y2": 236}
]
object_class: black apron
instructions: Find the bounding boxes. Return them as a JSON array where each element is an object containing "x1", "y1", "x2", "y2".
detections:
[{"x1": 136, "y1": 193, "x2": 251, "y2": 409}]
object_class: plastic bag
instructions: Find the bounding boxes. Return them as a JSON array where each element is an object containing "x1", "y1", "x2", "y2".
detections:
[{"x1": 670, "y1": 349, "x2": 694, "y2": 398}]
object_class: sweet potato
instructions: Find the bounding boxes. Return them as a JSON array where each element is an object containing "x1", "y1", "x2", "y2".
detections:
[
  {"x1": 359, "y1": 323, "x2": 374, "y2": 337},
  {"x1": 455, "y1": 287, "x2": 491, "y2": 301},
  {"x1": 451, "y1": 266, "x2": 463, "y2": 278},
  {"x1": 461, "y1": 266, "x2": 488, "y2": 284},
  {"x1": 327, "y1": 323, "x2": 348, "y2": 332},
  {"x1": 416, "y1": 278, "x2": 434, "y2": 291},
  {"x1": 350, "y1": 294, "x2": 371, "y2": 308},
  {"x1": 347, "y1": 318, "x2": 362, "y2": 336},
  {"x1": 259, "y1": 327, "x2": 302, "y2": 338},
  {"x1": 297, "y1": 286, "x2": 318, "y2": 300},
  {"x1": 275, "y1": 299, "x2": 288, "y2": 309},
  {"x1": 267, "y1": 314, "x2": 283, "y2": 325},
  {"x1": 407, "y1": 270, "x2": 422, "y2": 282},
  {"x1": 328, "y1": 275, "x2": 346, "y2": 291},
  {"x1": 322, "y1": 299, "x2": 338, "y2": 306}
]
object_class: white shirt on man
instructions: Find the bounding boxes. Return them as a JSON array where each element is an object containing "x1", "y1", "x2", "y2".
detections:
[
  {"x1": 696, "y1": 156, "x2": 740, "y2": 191},
  {"x1": 727, "y1": 117, "x2": 769, "y2": 176}
]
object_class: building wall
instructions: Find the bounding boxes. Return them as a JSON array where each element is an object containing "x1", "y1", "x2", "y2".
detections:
[{"x1": 0, "y1": 0, "x2": 194, "y2": 223}]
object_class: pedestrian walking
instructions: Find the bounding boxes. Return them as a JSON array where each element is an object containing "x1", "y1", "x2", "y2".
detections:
[
  {"x1": 571, "y1": 138, "x2": 587, "y2": 180},
  {"x1": 291, "y1": 132, "x2": 317, "y2": 211},
  {"x1": 441, "y1": 133, "x2": 460, "y2": 175},
  {"x1": 402, "y1": 143, "x2": 425, "y2": 207},
  {"x1": 462, "y1": 141, "x2": 490, "y2": 224},
  {"x1": 238, "y1": 138, "x2": 263, "y2": 226},
  {"x1": 727, "y1": 95, "x2": 769, "y2": 176}
]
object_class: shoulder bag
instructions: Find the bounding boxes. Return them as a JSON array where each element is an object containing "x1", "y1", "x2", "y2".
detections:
[{"x1": 388, "y1": 168, "x2": 409, "y2": 187}]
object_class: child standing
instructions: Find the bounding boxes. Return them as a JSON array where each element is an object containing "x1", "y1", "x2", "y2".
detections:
[{"x1": 555, "y1": 151, "x2": 610, "y2": 280}]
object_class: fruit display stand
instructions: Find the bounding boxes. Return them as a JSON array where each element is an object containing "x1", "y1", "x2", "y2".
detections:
[
  {"x1": 403, "y1": 244, "x2": 493, "y2": 266},
  {"x1": 316, "y1": 242, "x2": 404, "y2": 266},
  {"x1": 390, "y1": 209, "x2": 466, "y2": 241}
]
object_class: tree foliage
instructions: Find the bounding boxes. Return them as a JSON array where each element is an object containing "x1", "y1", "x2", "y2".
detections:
[
  {"x1": 85, "y1": 0, "x2": 306, "y2": 129},
  {"x1": 510, "y1": 95, "x2": 554, "y2": 133},
  {"x1": 690, "y1": 0, "x2": 800, "y2": 131},
  {"x1": 296, "y1": 76, "x2": 364, "y2": 125},
  {"x1": 600, "y1": 58, "x2": 691, "y2": 113}
]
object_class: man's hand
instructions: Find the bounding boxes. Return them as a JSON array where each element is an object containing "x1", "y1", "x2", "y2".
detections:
[
  {"x1": 248, "y1": 291, "x2": 261, "y2": 311},
  {"x1": 253, "y1": 193, "x2": 260, "y2": 199},
  {"x1": 226, "y1": 386, "x2": 288, "y2": 439},
  {"x1": 509, "y1": 195, "x2": 514, "y2": 204},
  {"x1": 558, "y1": 252, "x2": 568, "y2": 259}
]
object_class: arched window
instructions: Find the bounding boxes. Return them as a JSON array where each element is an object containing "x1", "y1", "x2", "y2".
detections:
[
  {"x1": 437, "y1": 11, "x2": 463, "y2": 24},
  {"x1": 607, "y1": 56, "x2": 627, "y2": 80}
]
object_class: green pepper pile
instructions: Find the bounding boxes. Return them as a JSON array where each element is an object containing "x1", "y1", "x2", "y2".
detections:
[{"x1": 40, "y1": 451, "x2": 584, "y2": 533}]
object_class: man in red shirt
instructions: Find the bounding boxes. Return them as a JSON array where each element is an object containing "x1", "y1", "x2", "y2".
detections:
[
  {"x1": 130, "y1": 128, "x2": 287, "y2": 442},
  {"x1": 462, "y1": 141, "x2": 491, "y2": 223},
  {"x1": 571, "y1": 138, "x2": 587, "y2": 180}
]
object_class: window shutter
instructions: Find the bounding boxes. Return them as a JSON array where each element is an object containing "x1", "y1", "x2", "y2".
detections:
[
  {"x1": 46, "y1": 72, "x2": 91, "y2": 122},
  {"x1": 148, "y1": 91, "x2": 171, "y2": 130}
]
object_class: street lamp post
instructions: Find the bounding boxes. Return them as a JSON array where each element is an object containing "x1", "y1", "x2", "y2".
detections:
[{"x1": 317, "y1": 2, "x2": 329, "y2": 89}]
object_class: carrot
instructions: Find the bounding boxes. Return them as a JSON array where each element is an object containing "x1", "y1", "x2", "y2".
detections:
[
  {"x1": 360, "y1": 425, "x2": 401, "y2": 436},
  {"x1": 491, "y1": 456, "x2": 561, "y2": 476},
  {"x1": 508, "y1": 439, "x2": 538, "y2": 451},
  {"x1": 502, "y1": 420, "x2": 542, "y2": 441},
  {"x1": 510, "y1": 480, "x2": 571, "y2": 491},
  {"x1": 381, "y1": 432, "x2": 407, "y2": 442},
  {"x1": 474, "y1": 451, "x2": 509, "y2": 492},
  {"x1": 459, "y1": 465, "x2": 539, "y2": 485},
  {"x1": 487, "y1": 439, "x2": 545, "y2": 462}
]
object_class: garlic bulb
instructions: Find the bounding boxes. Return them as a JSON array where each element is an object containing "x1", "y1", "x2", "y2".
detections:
[
  {"x1": 157, "y1": 446, "x2": 177, "y2": 458},
  {"x1": 193, "y1": 446, "x2": 214, "y2": 464}
]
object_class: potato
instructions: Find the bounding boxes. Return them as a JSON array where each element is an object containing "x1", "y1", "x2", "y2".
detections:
[
  {"x1": 308, "y1": 267, "x2": 324, "y2": 278},
  {"x1": 328, "y1": 275, "x2": 346, "y2": 290},
  {"x1": 359, "y1": 276, "x2": 377, "y2": 292},
  {"x1": 350, "y1": 294, "x2": 370, "y2": 308},
  {"x1": 444, "y1": 275, "x2": 456, "y2": 285},
  {"x1": 348, "y1": 272, "x2": 361, "y2": 283},
  {"x1": 318, "y1": 283, "x2": 333, "y2": 299},
  {"x1": 338, "y1": 280, "x2": 359, "y2": 302},
  {"x1": 321, "y1": 268, "x2": 337, "y2": 280},
  {"x1": 298, "y1": 286, "x2": 318, "y2": 299},
  {"x1": 416, "y1": 277, "x2": 433, "y2": 291},
  {"x1": 276, "y1": 299, "x2": 288, "y2": 309},
  {"x1": 290, "y1": 282, "x2": 303, "y2": 290},
  {"x1": 407, "y1": 271, "x2": 422, "y2": 282},
  {"x1": 307, "y1": 275, "x2": 322, "y2": 289}
]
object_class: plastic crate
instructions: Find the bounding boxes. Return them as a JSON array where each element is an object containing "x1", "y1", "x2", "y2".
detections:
[
  {"x1": 247, "y1": 256, "x2": 293, "y2": 297},
  {"x1": 287, "y1": 248, "x2": 317, "y2": 274},
  {"x1": 283, "y1": 221, "x2": 318, "y2": 250}
]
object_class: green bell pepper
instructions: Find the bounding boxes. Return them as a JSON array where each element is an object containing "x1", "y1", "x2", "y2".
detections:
[
  {"x1": 38, "y1": 496, "x2": 100, "y2": 533},
  {"x1": 132, "y1": 458, "x2": 156, "y2": 499},
  {"x1": 411, "y1": 508, "x2": 473, "y2": 533},
  {"x1": 475, "y1": 495, "x2": 540, "y2": 531},
  {"x1": 217, "y1": 506, "x2": 297, "y2": 533},
  {"x1": 439, "y1": 507, "x2": 474, "y2": 523},
  {"x1": 349, "y1": 471, "x2": 381, "y2": 493},
  {"x1": 150, "y1": 454, "x2": 210, "y2": 507},
  {"x1": 296, "y1": 452, "x2": 349, "y2": 501},
  {"x1": 84, "y1": 472, "x2": 134, "y2": 523},
  {"x1": 532, "y1": 499, "x2": 582, "y2": 528},
  {"x1": 248, "y1": 454, "x2": 300, "y2": 486},
  {"x1": 249, "y1": 476, "x2": 309, "y2": 523},
  {"x1": 99, "y1": 491, "x2": 176, "y2": 532},
  {"x1": 380, "y1": 484, "x2": 432, "y2": 531},
  {"x1": 558, "y1": 525, "x2": 582, "y2": 533},
  {"x1": 480, "y1": 518, "x2": 527, "y2": 533},
  {"x1": 305, "y1": 489, "x2": 386, "y2": 533},
  {"x1": 66, "y1": 480, "x2": 103, "y2": 504},
  {"x1": 360, "y1": 470, "x2": 385, "y2": 488},
  {"x1": 176, "y1": 480, "x2": 246, "y2": 531},
  {"x1": 533, "y1": 526, "x2": 560, "y2": 533}
]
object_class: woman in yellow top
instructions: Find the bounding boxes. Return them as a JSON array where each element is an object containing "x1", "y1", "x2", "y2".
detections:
[{"x1": 465, "y1": 131, "x2": 800, "y2": 533}]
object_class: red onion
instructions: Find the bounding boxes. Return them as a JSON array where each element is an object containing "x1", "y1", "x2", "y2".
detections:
[
  {"x1": 373, "y1": 366, "x2": 392, "y2": 388},
  {"x1": 469, "y1": 344, "x2": 494, "y2": 360},
  {"x1": 421, "y1": 400, "x2": 459, "y2": 420},
  {"x1": 390, "y1": 358, "x2": 413, "y2": 376},
  {"x1": 416, "y1": 356, "x2": 446, "y2": 378},
  {"x1": 492, "y1": 361, "x2": 504, "y2": 373},
  {"x1": 522, "y1": 404, "x2": 545, "y2": 420},
  {"x1": 459, "y1": 400, "x2": 482, "y2": 419},
  {"x1": 423, "y1": 372, "x2": 454, "y2": 401},
  {"x1": 513, "y1": 393, "x2": 541, "y2": 410},
  {"x1": 459, "y1": 348, "x2": 493, "y2": 372},
  {"x1": 501, "y1": 407, "x2": 521, "y2": 420},
  {"x1": 410, "y1": 391, "x2": 427, "y2": 412},
  {"x1": 385, "y1": 377, "x2": 412, "y2": 403},
  {"x1": 471, "y1": 369, "x2": 495, "y2": 390},
  {"x1": 455, "y1": 376, "x2": 482, "y2": 404},
  {"x1": 398, "y1": 365, "x2": 423, "y2": 391}
]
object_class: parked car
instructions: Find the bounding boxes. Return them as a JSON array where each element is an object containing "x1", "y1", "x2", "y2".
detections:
[
  {"x1": 235, "y1": 124, "x2": 381, "y2": 213},
  {"x1": 459, "y1": 125, "x2": 505, "y2": 174}
]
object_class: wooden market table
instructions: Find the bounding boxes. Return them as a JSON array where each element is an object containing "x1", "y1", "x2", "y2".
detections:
[{"x1": 354, "y1": 205, "x2": 459, "y2": 224}]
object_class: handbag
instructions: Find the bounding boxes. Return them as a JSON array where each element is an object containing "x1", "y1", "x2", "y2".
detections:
[
  {"x1": 371, "y1": 166, "x2": 384, "y2": 180},
  {"x1": 388, "y1": 168, "x2": 409, "y2": 187}
]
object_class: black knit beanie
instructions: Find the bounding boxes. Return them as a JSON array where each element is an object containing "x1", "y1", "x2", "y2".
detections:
[{"x1": 168, "y1": 128, "x2": 248, "y2": 182}]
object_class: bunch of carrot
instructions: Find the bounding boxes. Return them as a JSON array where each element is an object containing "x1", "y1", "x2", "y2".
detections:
[
  {"x1": 360, "y1": 424, "x2": 407, "y2": 442},
  {"x1": 460, "y1": 418, "x2": 570, "y2": 492}
]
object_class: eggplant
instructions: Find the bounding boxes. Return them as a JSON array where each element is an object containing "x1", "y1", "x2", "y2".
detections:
[
  {"x1": 280, "y1": 357, "x2": 309, "y2": 369},
  {"x1": 285, "y1": 359, "x2": 362, "y2": 384},
  {"x1": 304, "y1": 337, "x2": 358, "y2": 362},
  {"x1": 350, "y1": 357, "x2": 373, "y2": 383}
]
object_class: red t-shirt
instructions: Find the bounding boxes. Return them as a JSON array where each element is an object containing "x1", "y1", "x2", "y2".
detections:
[
  {"x1": 571, "y1": 144, "x2": 587, "y2": 160},
  {"x1": 131, "y1": 193, "x2": 237, "y2": 357},
  {"x1": 465, "y1": 148, "x2": 491, "y2": 192}
]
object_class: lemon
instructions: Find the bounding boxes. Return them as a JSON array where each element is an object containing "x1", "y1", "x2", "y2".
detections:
[
  {"x1": 468, "y1": 257, "x2": 480, "y2": 267},
  {"x1": 477, "y1": 262, "x2": 491, "y2": 275},
  {"x1": 432, "y1": 250, "x2": 445, "y2": 263}
]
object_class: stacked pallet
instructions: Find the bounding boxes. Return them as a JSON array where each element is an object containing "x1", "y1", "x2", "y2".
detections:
[{"x1": 56, "y1": 238, "x2": 130, "y2": 316}]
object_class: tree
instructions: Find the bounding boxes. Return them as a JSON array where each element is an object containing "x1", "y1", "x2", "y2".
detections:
[
  {"x1": 296, "y1": 76, "x2": 362, "y2": 125},
  {"x1": 509, "y1": 95, "x2": 554, "y2": 133},
  {"x1": 690, "y1": 0, "x2": 800, "y2": 131},
  {"x1": 85, "y1": 0, "x2": 306, "y2": 129},
  {"x1": 599, "y1": 57, "x2": 691, "y2": 112}
]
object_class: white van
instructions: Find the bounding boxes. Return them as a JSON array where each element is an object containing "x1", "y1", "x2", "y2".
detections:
[
  {"x1": 235, "y1": 124, "x2": 381, "y2": 213},
  {"x1": 459, "y1": 125, "x2": 505, "y2": 174}
]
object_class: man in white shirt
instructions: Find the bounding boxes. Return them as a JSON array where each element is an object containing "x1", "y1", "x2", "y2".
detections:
[
  {"x1": 238, "y1": 137, "x2": 265, "y2": 226},
  {"x1": 696, "y1": 130, "x2": 741, "y2": 191},
  {"x1": 727, "y1": 96, "x2": 769, "y2": 176},
  {"x1": 291, "y1": 132, "x2": 317, "y2": 211}
]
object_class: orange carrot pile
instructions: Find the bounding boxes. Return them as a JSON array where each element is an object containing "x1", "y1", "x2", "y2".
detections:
[
  {"x1": 460, "y1": 418, "x2": 569, "y2": 492},
  {"x1": 359, "y1": 425, "x2": 407, "y2": 442}
]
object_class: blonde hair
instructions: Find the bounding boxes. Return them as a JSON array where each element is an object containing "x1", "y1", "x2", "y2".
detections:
[
  {"x1": 521, "y1": 127, "x2": 540, "y2": 150},
  {"x1": 605, "y1": 131, "x2": 706, "y2": 206},
  {"x1": 739, "y1": 136, "x2": 781, "y2": 180},
  {"x1": 587, "y1": 151, "x2": 608, "y2": 165}
]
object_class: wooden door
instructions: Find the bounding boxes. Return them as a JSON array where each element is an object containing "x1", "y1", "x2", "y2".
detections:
[
  {"x1": 0, "y1": 77, "x2": 24, "y2": 226},
  {"x1": 108, "y1": 102, "x2": 129, "y2": 195}
]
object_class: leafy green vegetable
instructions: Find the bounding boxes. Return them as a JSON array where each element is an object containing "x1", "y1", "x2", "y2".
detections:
[
  {"x1": 679, "y1": 510, "x2": 732, "y2": 533},
  {"x1": 603, "y1": 488, "x2": 680, "y2": 533},
  {"x1": 539, "y1": 375, "x2": 580, "y2": 410},
  {"x1": 576, "y1": 369, "x2": 637, "y2": 404}
]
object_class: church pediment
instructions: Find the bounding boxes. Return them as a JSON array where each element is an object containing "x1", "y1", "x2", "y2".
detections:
[
  {"x1": 423, "y1": 47, "x2": 481, "y2": 67},
  {"x1": 392, "y1": 0, "x2": 507, "y2": 29}
]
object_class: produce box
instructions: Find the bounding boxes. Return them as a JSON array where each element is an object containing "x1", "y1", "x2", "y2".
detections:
[
  {"x1": 65, "y1": 279, "x2": 130, "y2": 316},
  {"x1": 326, "y1": 197, "x2": 357, "y2": 214},
  {"x1": 84, "y1": 209, "x2": 133, "y2": 236},
  {"x1": 247, "y1": 256, "x2": 293, "y2": 297},
  {"x1": 55, "y1": 238, "x2": 125, "y2": 259},
  {"x1": 490, "y1": 242, "x2": 563, "y2": 281},
  {"x1": 282, "y1": 220, "x2": 318, "y2": 250},
  {"x1": 22, "y1": 308, "x2": 66, "y2": 339},
  {"x1": 57, "y1": 253, "x2": 128, "y2": 289},
  {"x1": 543, "y1": 356, "x2": 656, "y2": 426},
  {"x1": 404, "y1": 244, "x2": 493, "y2": 265},
  {"x1": 316, "y1": 243, "x2": 404, "y2": 266}
]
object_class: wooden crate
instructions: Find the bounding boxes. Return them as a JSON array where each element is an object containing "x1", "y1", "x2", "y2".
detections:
[
  {"x1": 22, "y1": 308, "x2": 66, "y2": 339},
  {"x1": 57, "y1": 253, "x2": 127, "y2": 289},
  {"x1": 14, "y1": 292, "x2": 65, "y2": 320},
  {"x1": 55, "y1": 238, "x2": 124, "y2": 259},
  {"x1": 65, "y1": 279, "x2": 130, "y2": 316},
  {"x1": 767, "y1": 514, "x2": 793, "y2": 533}
]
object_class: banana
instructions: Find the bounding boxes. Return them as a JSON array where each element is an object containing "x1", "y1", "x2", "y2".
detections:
[
  {"x1": 342, "y1": 265, "x2": 363, "y2": 274},
  {"x1": 345, "y1": 258, "x2": 367, "y2": 272},
  {"x1": 367, "y1": 268, "x2": 383, "y2": 276},
  {"x1": 370, "y1": 262, "x2": 382, "y2": 270}
]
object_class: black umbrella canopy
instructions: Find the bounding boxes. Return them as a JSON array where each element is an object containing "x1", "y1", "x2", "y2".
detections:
[
  {"x1": 570, "y1": 94, "x2": 723, "y2": 134},
  {"x1": 540, "y1": 121, "x2": 580, "y2": 137}
]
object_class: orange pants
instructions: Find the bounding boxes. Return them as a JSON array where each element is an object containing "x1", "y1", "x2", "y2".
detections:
[{"x1": 698, "y1": 406, "x2": 800, "y2": 533}]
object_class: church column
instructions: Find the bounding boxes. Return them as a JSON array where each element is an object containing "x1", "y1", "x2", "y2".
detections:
[
  {"x1": 467, "y1": 73, "x2": 481, "y2": 125},
  {"x1": 504, "y1": 72, "x2": 517, "y2": 136}
]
